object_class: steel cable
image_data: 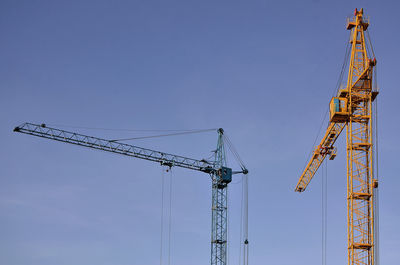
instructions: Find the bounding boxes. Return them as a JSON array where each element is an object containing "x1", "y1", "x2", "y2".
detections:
[
  {"x1": 168, "y1": 169, "x2": 173, "y2": 265},
  {"x1": 223, "y1": 134, "x2": 246, "y2": 170},
  {"x1": 46, "y1": 123, "x2": 217, "y2": 133},
  {"x1": 321, "y1": 160, "x2": 328, "y2": 265},
  {"x1": 374, "y1": 95, "x2": 380, "y2": 265},
  {"x1": 160, "y1": 167, "x2": 165, "y2": 265},
  {"x1": 111, "y1": 129, "x2": 217, "y2": 142},
  {"x1": 367, "y1": 28, "x2": 379, "y2": 265},
  {"x1": 238, "y1": 175, "x2": 243, "y2": 265},
  {"x1": 366, "y1": 29, "x2": 376, "y2": 59},
  {"x1": 301, "y1": 34, "x2": 351, "y2": 173}
]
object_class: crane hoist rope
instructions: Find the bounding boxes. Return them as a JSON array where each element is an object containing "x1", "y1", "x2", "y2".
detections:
[
  {"x1": 238, "y1": 177, "x2": 243, "y2": 265},
  {"x1": 109, "y1": 128, "x2": 217, "y2": 142},
  {"x1": 372, "y1": 92, "x2": 380, "y2": 265},
  {"x1": 159, "y1": 166, "x2": 165, "y2": 265},
  {"x1": 167, "y1": 168, "x2": 173, "y2": 265},
  {"x1": 242, "y1": 173, "x2": 249, "y2": 265},
  {"x1": 221, "y1": 132, "x2": 249, "y2": 265},
  {"x1": 321, "y1": 160, "x2": 328, "y2": 265},
  {"x1": 159, "y1": 166, "x2": 174, "y2": 265},
  {"x1": 223, "y1": 134, "x2": 246, "y2": 172},
  {"x1": 301, "y1": 36, "x2": 352, "y2": 174},
  {"x1": 45, "y1": 123, "x2": 218, "y2": 133},
  {"x1": 366, "y1": 30, "x2": 376, "y2": 58}
]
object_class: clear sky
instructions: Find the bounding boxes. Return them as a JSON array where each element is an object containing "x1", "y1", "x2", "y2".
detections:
[{"x1": 1, "y1": 0, "x2": 399, "y2": 265}]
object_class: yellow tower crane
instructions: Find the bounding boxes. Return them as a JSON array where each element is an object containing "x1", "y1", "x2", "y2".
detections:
[{"x1": 295, "y1": 8, "x2": 379, "y2": 265}]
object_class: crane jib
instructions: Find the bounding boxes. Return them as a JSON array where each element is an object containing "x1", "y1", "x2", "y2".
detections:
[{"x1": 13, "y1": 122, "x2": 243, "y2": 178}]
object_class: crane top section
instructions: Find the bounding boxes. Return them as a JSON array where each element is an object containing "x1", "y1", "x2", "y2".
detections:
[
  {"x1": 14, "y1": 123, "x2": 247, "y2": 180},
  {"x1": 347, "y1": 8, "x2": 369, "y2": 30},
  {"x1": 295, "y1": 8, "x2": 377, "y2": 192}
]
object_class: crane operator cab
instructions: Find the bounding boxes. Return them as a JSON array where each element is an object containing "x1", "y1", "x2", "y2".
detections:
[
  {"x1": 329, "y1": 97, "x2": 349, "y2": 122},
  {"x1": 218, "y1": 167, "x2": 232, "y2": 184}
]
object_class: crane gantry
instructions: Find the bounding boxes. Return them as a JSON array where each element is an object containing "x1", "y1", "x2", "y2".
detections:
[
  {"x1": 295, "y1": 8, "x2": 379, "y2": 265},
  {"x1": 14, "y1": 122, "x2": 248, "y2": 265}
]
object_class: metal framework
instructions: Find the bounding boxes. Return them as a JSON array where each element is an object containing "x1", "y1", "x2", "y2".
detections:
[
  {"x1": 210, "y1": 129, "x2": 230, "y2": 265},
  {"x1": 295, "y1": 9, "x2": 378, "y2": 265},
  {"x1": 14, "y1": 123, "x2": 248, "y2": 265}
]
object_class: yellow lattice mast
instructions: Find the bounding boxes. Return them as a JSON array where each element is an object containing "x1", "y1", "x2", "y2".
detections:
[{"x1": 295, "y1": 8, "x2": 378, "y2": 265}]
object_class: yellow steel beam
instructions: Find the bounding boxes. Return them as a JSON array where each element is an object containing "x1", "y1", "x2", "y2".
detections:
[
  {"x1": 346, "y1": 9, "x2": 375, "y2": 265},
  {"x1": 295, "y1": 121, "x2": 345, "y2": 192},
  {"x1": 295, "y1": 8, "x2": 379, "y2": 265}
]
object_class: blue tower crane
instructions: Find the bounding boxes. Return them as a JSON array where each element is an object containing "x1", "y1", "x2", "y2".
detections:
[{"x1": 14, "y1": 122, "x2": 248, "y2": 265}]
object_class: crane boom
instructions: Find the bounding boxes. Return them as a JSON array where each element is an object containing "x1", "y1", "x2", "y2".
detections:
[
  {"x1": 14, "y1": 122, "x2": 223, "y2": 173},
  {"x1": 295, "y1": 121, "x2": 345, "y2": 192},
  {"x1": 296, "y1": 60, "x2": 375, "y2": 193}
]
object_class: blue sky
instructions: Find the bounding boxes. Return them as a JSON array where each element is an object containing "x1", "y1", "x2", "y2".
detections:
[{"x1": 1, "y1": 0, "x2": 399, "y2": 264}]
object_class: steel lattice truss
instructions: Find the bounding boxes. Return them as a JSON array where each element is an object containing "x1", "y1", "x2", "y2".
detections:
[
  {"x1": 295, "y1": 122, "x2": 345, "y2": 192},
  {"x1": 14, "y1": 122, "x2": 218, "y2": 173},
  {"x1": 295, "y1": 9, "x2": 378, "y2": 265},
  {"x1": 211, "y1": 132, "x2": 228, "y2": 265},
  {"x1": 346, "y1": 15, "x2": 374, "y2": 265},
  {"x1": 211, "y1": 183, "x2": 228, "y2": 265}
]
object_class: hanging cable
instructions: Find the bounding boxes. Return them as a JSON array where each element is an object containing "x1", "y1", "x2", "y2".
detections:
[
  {"x1": 321, "y1": 159, "x2": 328, "y2": 265},
  {"x1": 167, "y1": 168, "x2": 173, "y2": 265},
  {"x1": 227, "y1": 185, "x2": 230, "y2": 265},
  {"x1": 110, "y1": 129, "x2": 217, "y2": 142},
  {"x1": 366, "y1": 29, "x2": 379, "y2": 91},
  {"x1": 367, "y1": 27, "x2": 379, "y2": 265},
  {"x1": 374, "y1": 95, "x2": 380, "y2": 265},
  {"x1": 222, "y1": 133, "x2": 246, "y2": 170},
  {"x1": 219, "y1": 133, "x2": 248, "y2": 265},
  {"x1": 238, "y1": 174, "x2": 244, "y2": 265},
  {"x1": 46, "y1": 123, "x2": 217, "y2": 133},
  {"x1": 243, "y1": 173, "x2": 249, "y2": 265},
  {"x1": 302, "y1": 34, "x2": 351, "y2": 172},
  {"x1": 160, "y1": 166, "x2": 174, "y2": 265},
  {"x1": 334, "y1": 39, "x2": 351, "y2": 96},
  {"x1": 246, "y1": 243, "x2": 249, "y2": 265},
  {"x1": 366, "y1": 29, "x2": 376, "y2": 59},
  {"x1": 160, "y1": 167, "x2": 166, "y2": 265},
  {"x1": 230, "y1": 176, "x2": 244, "y2": 185},
  {"x1": 321, "y1": 161, "x2": 324, "y2": 265}
]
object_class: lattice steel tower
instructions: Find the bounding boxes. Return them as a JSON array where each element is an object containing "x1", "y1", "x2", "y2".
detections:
[
  {"x1": 211, "y1": 128, "x2": 229, "y2": 265},
  {"x1": 295, "y1": 8, "x2": 379, "y2": 265}
]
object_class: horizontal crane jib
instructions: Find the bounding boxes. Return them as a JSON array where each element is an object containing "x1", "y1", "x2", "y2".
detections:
[{"x1": 14, "y1": 122, "x2": 219, "y2": 174}]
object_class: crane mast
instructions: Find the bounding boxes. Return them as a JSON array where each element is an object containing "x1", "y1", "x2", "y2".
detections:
[
  {"x1": 295, "y1": 8, "x2": 379, "y2": 265},
  {"x1": 14, "y1": 123, "x2": 248, "y2": 265},
  {"x1": 345, "y1": 9, "x2": 377, "y2": 265},
  {"x1": 211, "y1": 129, "x2": 229, "y2": 265}
]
